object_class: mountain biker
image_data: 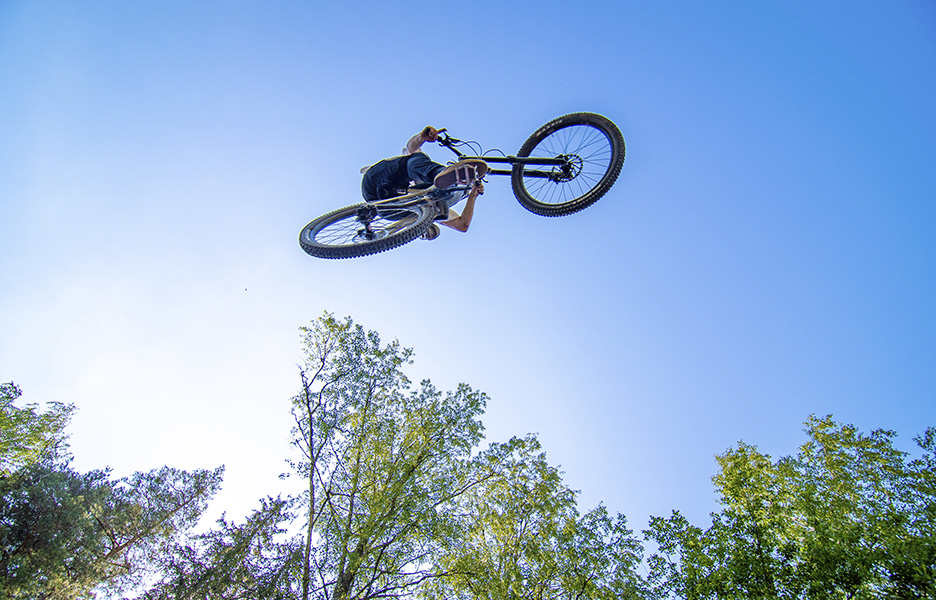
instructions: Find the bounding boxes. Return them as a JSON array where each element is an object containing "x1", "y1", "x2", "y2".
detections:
[{"x1": 360, "y1": 126, "x2": 487, "y2": 240}]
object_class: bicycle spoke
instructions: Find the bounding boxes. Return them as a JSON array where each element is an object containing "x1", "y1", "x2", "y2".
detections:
[
  {"x1": 300, "y1": 201, "x2": 436, "y2": 259},
  {"x1": 520, "y1": 123, "x2": 613, "y2": 206},
  {"x1": 314, "y1": 213, "x2": 416, "y2": 246}
]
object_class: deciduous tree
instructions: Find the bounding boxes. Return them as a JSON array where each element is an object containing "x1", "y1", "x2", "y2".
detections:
[
  {"x1": 151, "y1": 314, "x2": 648, "y2": 600},
  {"x1": 289, "y1": 313, "x2": 491, "y2": 600},
  {"x1": 645, "y1": 415, "x2": 936, "y2": 599},
  {"x1": 428, "y1": 435, "x2": 646, "y2": 600}
]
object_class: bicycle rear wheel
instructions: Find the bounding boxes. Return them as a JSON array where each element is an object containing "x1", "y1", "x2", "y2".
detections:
[
  {"x1": 511, "y1": 113, "x2": 625, "y2": 217},
  {"x1": 299, "y1": 202, "x2": 435, "y2": 259}
]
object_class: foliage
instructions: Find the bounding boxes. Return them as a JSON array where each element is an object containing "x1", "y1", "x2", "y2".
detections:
[
  {"x1": 289, "y1": 313, "x2": 491, "y2": 600},
  {"x1": 12, "y1": 315, "x2": 934, "y2": 600},
  {"x1": 9, "y1": 319, "x2": 936, "y2": 600},
  {"x1": 143, "y1": 496, "x2": 301, "y2": 600},
  {"x1": 0, "y1": 459, "x2": 223, "y2": 600},
  {"x1": 0, "y1": 382, "x2": 223, "y2": 599},
  {"x1": 645, "y1": 415, "x2": 936, "y2": 599},
  {"x1": 0, "y1": 381, "x2": 74, "y2": 475},
  {"x1": 148, "y1": 314, "x2": 647, "y2": 600},
  {"x1": 427, "y1": 434, "x2": 646, "y2": 600}
]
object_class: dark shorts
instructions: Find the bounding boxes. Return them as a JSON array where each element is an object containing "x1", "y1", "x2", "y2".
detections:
[{"x1": 361, "y1": 152, "x2": 444, "y2": 201}]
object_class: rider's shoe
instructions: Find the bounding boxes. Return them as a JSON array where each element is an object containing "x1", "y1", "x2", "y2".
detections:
[
  {"x1": 421, "y1": 223, "x2": 441, "y2": 241},
  {"x1": 433, "y1": 159, "x2": 488, "y2": 189}
]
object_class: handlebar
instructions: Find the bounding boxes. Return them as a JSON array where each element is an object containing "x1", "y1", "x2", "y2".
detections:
[
  {"x1": 436, "y1": 131, "x2": 462, "y2": 147},
  {"x1": 435, "y1": 130, "x2": 481, "y2": 160}
]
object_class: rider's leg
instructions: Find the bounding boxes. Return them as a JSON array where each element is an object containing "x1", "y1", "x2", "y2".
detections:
[
  {"x1": 432, "y1": 159, "x2": 488, "y2": 189},
  {"x1": 407, "y1": 152, "x2": 489, "y2": 190},
  {"x1": 405, "y1": 152, "x2": 445, "y2": 185}
]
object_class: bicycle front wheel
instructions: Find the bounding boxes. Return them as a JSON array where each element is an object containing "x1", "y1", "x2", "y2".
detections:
[
  {"x1": 299, "y1": 202, "x2": 435, "y2": 259},
  {"x1": 511, "y1": 113, "x2": 625, "y2": 217}
]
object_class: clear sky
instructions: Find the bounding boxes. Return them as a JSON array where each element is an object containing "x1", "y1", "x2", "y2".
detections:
[{"x1": 2, "y1": 1, "x2": 935, "y2": 531}]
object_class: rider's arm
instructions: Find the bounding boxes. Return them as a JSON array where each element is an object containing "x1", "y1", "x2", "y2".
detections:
[
  {"x1": 440, "y1": 182, "x2": 483, "y2": 233},
  {"x1": 403, "y1": 126, "x2": 440, "y2": 155}
]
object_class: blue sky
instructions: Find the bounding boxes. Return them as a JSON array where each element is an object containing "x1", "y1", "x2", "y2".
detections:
[{"x1": 2, "y1": 1, "x2": 935, "y2": 530}]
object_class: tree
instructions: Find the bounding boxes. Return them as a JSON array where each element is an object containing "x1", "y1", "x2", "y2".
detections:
[
  {"x1": 644, "y1": 415, "x2": 936, "y2": 599},
  {"x1": 143, "y1": 496, "x2": 300, "y2": 599},
  {"x1": 0, "y1": 459, "x2": 223, "y2": 600},
  {"x1": 0, "y1": 381, "x2": 74, "y2": 475},
  {"x1": 0, "y1": 383, "x2": 223, "y2": 599},
  {"x1": 428, "y1": 435, "x2": 647, "y2": 600},
  {"x1": 289, "y1": 313, "x2": 492, "y2": 600},
  {"x1": 149, "y1": 314, "x2": 648, "y2": 600}
]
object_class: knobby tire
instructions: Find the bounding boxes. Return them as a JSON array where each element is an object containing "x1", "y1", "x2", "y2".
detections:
[
  {"x1": 299, "y1": 202, "x2": 435, "y2": 259},
  {"x1": 511, "y1": 113, "x2": 625, "y2": 217}
]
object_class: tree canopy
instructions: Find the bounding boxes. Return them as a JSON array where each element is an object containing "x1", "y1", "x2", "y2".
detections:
[
  {"x1": 428, "y1": 434, "x2": 646, "y2": 600},
  {"x1": 0, "y1": 381, "x2": 74, "y2": 475},
  {"x1": 145, "y1": 317, "x2": 936, "y2": 599},
  {"x1": 4, "y1": 315, "x2": 934, "y2": 599},
  {"x1": 290, "y1": 314, "x2": 491, "y2": 600},
  {"x1": 146, "y1": 314, "x2": 638, "y2": 600},
  {"x1": 645, "y1": 415, "x2": 936, "y2": 599},
  {"x1": 0, "y1": 383, "x2": 223, "y2": 599}
]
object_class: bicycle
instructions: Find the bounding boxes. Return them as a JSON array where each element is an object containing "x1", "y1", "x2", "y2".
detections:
[{"x1": 299, "y1": 112, "x2": 625, "y2": 259}]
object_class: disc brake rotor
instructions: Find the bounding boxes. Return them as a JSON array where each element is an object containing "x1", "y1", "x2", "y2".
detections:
[{"x1": 550, "y1": 154, "x2": 584, "y2": 183}]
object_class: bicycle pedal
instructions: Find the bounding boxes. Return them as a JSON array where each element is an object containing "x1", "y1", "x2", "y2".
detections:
[
  {"x1": 455, "y1": 165, "x2": 480, "y2": 185},
  {"x1": 433, "y1": 159, "x2": 487, "y2": 189}
]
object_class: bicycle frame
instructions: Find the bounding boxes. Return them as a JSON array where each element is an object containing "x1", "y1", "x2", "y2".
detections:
[
  {"x1": 436, "y1": 133, "x2": 568, "y2": 179},
  {"x1": 300, "y1": 112, "x2": 624, "y2": 259},
  {"x1": 355, "y1": 185, "x2": 473, "y2": 234},
  {"x1": 367, "y1": 185, "x2": 471, "y2": 209},
  {"x1": 360, "y1": 129, "x2": 572, "y2": 222}
]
